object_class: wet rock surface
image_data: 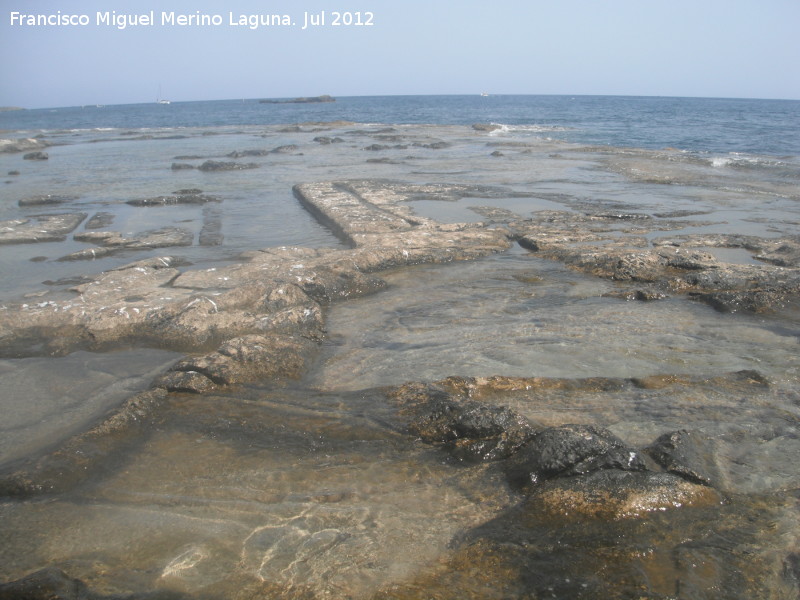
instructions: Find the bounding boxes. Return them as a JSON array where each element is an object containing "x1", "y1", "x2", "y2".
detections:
[
  {"x1": 511, "y1": 209, "x2": 800, "y2": 313},
  {"x1": 379, "y1": 373, "x2": 798, "y2": 599},
  {"x1": 59, "y1": 227, "x2": 194, "y2": 260},
  {"x1": 0, "y1": 162, "x2": 798, "y2": 599},
  {"x1": 125, "y1": 192, "x2": 219, "y2": 207},
  {"x1": 18, "y1": 194, "x2": 78, "y2": 207},
  {"x1": 197, "y1": 160, "x2": 259, "y2": 171},
  {"x1": 0, "y1": 213, "x2": 87, "y2": 244}
]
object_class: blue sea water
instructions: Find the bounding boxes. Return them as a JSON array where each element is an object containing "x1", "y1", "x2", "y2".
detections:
[{"x1": 3, "y1": 94, "x2": 799, "y2": 157}]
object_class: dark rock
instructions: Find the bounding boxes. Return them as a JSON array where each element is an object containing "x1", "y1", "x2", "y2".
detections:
[
  {"x1": 8, "y1": 170, "x2": 20, "y2": 176},
  {"x1": 0, "y1": 567, "x2": 92, "y2": 600},
  {"x1": 270, "y1": 144, "x2": 300, "y2": 154},
  {"x1": 472, "y1": 123, "x2": 502, "y2": 132},
  {"x1": 170, "y1": 162, "x2": 195, "y2": 170},
  {"x1": 18, "y1": 194, "x2": 77, "y2": 207},
  {"x1": 226, "y1": 149, "x2": 270, "y2": 158},
  {"x1": 644, "y1": 429, "x2": 722, "y2": 487},
  {"x1": 126, "y1": 193, "x2": 219, "y2": 206},
  {"x1": 505, "y1": 424, "x2": 647, "y2": 488},
  {"x1": 173, "y1": 188, "x2": 203, "y2": 195},
  {"x1": 603, "y1": 288, "x2": 669, "y2": 302},
  {"x1": 197, "y1": 160, "x2": 258, "y2": 172},
  {"x1": 313, "y1": 136, "x2": 344, "y2": 144},
  {"x1": 405, "y1": 390, "x2": 535, "y2": 461},
  {"x1": 23, "y1": 151, "x2": 48, "y2": 160},
  {"x1": 413, "y1": 141, "x2": 450, "y2": 149},
  {"x1": 0, "y1": 566, "x2": 189, "y2": 599},
  {"x1": 490, "y1": 150, "x2": 504, "y2": 157}
]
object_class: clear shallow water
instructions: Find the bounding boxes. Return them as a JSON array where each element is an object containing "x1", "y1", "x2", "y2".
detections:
[
  {"x1": 1, "y1": 97, "x2": 799, "y2": 597},
  {"x1": 312, "y1": 247, "x2": 800, "y2": 392}
]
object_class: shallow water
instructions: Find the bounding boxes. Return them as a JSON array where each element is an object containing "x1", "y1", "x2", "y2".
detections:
[
  {"x1": 1, "y1": 120, "x2": 799, "y2": 597},
  {"x1": 312, "y1": 246, "x2": 800, "y2": 392}
]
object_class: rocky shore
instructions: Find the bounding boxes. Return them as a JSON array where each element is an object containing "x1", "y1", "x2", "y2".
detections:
[{"x1": 1, "y1": 148, "x2": 798, "y2": 597}]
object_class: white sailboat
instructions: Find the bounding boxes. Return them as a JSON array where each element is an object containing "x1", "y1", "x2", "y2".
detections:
[{"x1": 156, "y1": 85, "x2": 170, "y2": 104}]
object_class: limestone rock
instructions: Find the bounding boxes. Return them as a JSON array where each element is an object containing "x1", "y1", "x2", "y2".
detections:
[
  {"x1": 155, "y1": 334, "x2": 317, "y2": 392},
  {"x1": 0, "y1": 213, "x2": 87, "y2": 245}
]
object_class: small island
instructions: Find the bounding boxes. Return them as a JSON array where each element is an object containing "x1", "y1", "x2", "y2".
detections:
[{"x1": 259, "y1": 95, "x2": 335, "y2": 104}]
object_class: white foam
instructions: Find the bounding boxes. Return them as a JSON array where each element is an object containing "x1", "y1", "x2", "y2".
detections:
[{"x1": 488, "y1": 123, "x2": 571, "y2": 136}]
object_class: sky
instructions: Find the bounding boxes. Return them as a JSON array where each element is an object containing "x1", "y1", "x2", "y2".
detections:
[{"x1": 1, "y1": 0, "x2": 799, "y2": 108}]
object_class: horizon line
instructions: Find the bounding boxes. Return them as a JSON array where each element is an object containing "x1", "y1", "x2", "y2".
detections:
[{"x1": 3, "y1": 92, "x2": 800, "y2": 112}]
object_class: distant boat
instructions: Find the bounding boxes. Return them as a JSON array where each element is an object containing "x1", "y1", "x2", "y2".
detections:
[{"x1": 156, "y1": 85, "x2": 170, "y2": 104}]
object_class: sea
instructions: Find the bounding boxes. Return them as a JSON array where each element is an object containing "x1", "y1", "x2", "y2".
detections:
[
  {"x1": 3, "y1": 94, "x2": 800, "y2": 155},
  {"x1": 1, "y1": 95, "x2": 799, "y2": 598}
]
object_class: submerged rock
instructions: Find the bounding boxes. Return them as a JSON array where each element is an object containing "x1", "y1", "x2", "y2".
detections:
[
  {"x1": 59, "y1": 228, "x2": 193, "y2": 260},
  {"x1": 0, "y1": 566, "x2": 190, "y2": 599},
  {"x1": 226, "y1": 149, "x2": 270, "y2": 158},
  {"x1": 0, "y1": 567, "x2": 93, "y2": 600},
  {"x1": 270, "y1": 144, "x2": 300, "y2": 154},
  {"x1": 526, "y1": 469, "x2": 721, "y2": 520},
  {"x1": 18, "y1": 194, "x2": 77, "y2": 207},
  {"x1": 126, "y1": 193, "x2": 219, "y2": 206},
  {"x1": 22, "y1": 151, "x2": 48, "y2": 160},
  {"x1": 84, "y1": 211, "x2": 115, "y2": 229},
  {"x1": 197, "y1": 160, "x2": 259, "y2": 172},
  {"x1": 505, "y1": 424, "x2": 647, "y2": 488},
  {"x1": 396, "y1": 382, "x2": 535, "y2": 461},
  {"x1": 644, "y1": 429, "x2": 723, "y2": 487},
  {"x1": 313, "y1": 136, "x2": 344, "y2": 144}
]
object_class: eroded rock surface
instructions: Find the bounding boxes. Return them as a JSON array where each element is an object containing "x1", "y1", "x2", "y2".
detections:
[
  {"x1": 0, "y1": 213, "x2": 87, "y2": 245},
  {"x1": 512, "y1": 210, "x2": 800, "y2": 313},
  {"x1": 1, "y1": 176, "x2": 797, "y2": 599}
]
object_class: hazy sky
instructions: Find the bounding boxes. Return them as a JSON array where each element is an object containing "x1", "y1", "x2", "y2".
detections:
[{"x1": 2, "y1": 0, "x2": 799, "y2": 108}]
